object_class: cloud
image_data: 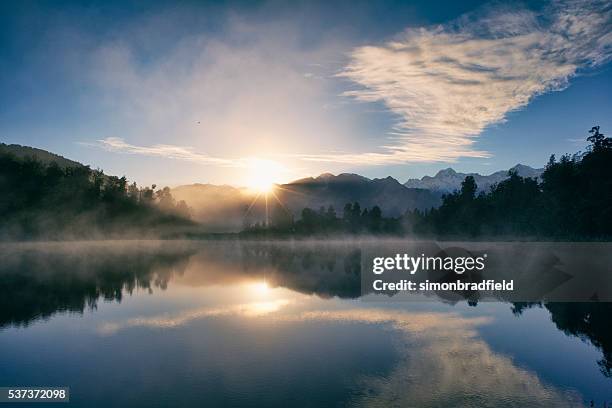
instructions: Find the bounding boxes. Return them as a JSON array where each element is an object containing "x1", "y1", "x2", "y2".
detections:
[
  {"x1": 92, "y1": 136, "x2": 419, "y2": 168},
  {"x1": 98, "y1": 301, "x2": 585, "y2": 405},
  {"x1": 91, "y1": 136, "x2": 295, "y2": 184},
  {"x1": 95, "y1": 137, "x2": 241, "y2": 166},
  {"x1": 97, "y1": 299, "x2": 292, "y2": 335},
  {"x1": 324, "y1": 0, "x2": 612, "y2": 163},
  {"x1": 85, "y1": 17, "x2": 351, "y2": 165},
  {"x1": 83, "y1": 0, "x2": 611, "y2": 173},
  {"x1": 306, "y1": 309, "x2": 583, "y2": 406}
]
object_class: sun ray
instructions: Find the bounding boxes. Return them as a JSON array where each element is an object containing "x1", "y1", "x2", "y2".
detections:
[
  {"x1": 269, "y1": 189, "x2": 293, "y2": 216},
  {"x1": 243, "y1": 191, "x2": 262, "y2": 220},
  {"x1": 244, "y1": 158, "x2": 283, "y2": 193},
  {"x1": 272, "y1": 184, "x2": 310, "y2": 197}
]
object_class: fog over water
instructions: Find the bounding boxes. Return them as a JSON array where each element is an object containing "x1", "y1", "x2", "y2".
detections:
[{"x1": 1, "y1": 240, "x2": 610, "y2": 407}]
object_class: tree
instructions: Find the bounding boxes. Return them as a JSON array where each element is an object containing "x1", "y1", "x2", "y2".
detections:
[
  {"x1": 0, "y1": 152, "x2": 192, "y2": 240},
  {"x1": 415, "y1": 126, "x2": 611, "y2": 239},
  {"x1": 175, "y1": 200, "x2": 191, "y2": 219},
  {"x1": 155, "y1": 187, "x2": 175, "y2": 210},
  {"x1": 270, "y1": 204, "x2": 293, "y2": 230},
  {"x1": 460, "y1": 176, "x2": 477, "y2": 201},
  {"x1": 348, "y1": 202, "x2": 361, "y2": 232},
  {"x1": 342, "y1": 203, "x2": 352, "y2": 224},
  {"x1": 127, "y1": 182, "x2": 139, "y2": 201},
  {"x1": 300, "y1": 208, "x2": 319, "y2": 233},
  {"x1": 587, "y1": 126, "x2": 610, "y2": 150},
  {"x1": 325, "y1": 205, "x2": 337, "y2": 222},
  {"x1": 368, "y1": 206, "x2": 382, "y2": 232}
]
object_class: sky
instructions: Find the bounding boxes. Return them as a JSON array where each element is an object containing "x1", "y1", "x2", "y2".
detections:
[{"x1": 1, "y1": 0, "x2": 611, "y2": 188}]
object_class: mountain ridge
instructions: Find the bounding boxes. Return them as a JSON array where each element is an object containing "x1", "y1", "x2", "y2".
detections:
[
  {"x1": 2, "y1": 142, "x2": 545, "y2": 232},
  {"x1": 403, "y1": 164, "x2": 543, "y2": 193},
  {"x1": 172, "y1": 173, "x2": 443, "y2": 231}
]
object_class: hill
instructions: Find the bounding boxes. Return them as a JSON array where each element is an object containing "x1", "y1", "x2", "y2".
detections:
[
  {"x1": 0, "y1": 143, "x2": 82, "y2": 169},
  {"x1": 0, "y1": 143, "x2": 193, "y2": 240}
]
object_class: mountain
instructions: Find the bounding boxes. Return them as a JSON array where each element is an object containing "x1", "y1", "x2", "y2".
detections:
[
  {"x1": 0, "y1": 143, "x2": 82, "y2": 169},
  {"x1": 403, "y1": 164, "x2": 543, "y2": 193},
  {"x1": 173, "y1": 173, "x2": 443, "y2": 231},
  {"x1": 171, "y1": 184, "x2": 251, "y2": 232},
  {"x1": 276, "y1": 173, "x2": 441, "y2": 216}
]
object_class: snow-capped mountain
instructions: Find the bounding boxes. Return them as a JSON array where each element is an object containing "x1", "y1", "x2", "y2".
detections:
[{"x1": 403, "y1": 164, "x2": 543, "y2": 193}]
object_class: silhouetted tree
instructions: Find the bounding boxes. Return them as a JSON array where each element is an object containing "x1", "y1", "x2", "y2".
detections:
[
  {"x1": 587, "y1": 125, "x2": 611, "y2": 150},
  {"x1": 270, "y1": 204, "x2": 293, "y2": 230},
  {"x1": 241, "y1": 126, "x2": 611, "y2": 239},
  {"x1": 0, "y1": 152, "x2": 193, "y2": 239},
  {"x1": 408, "y1": 126, "x2": 612, "y2": 239},
  {"x1": 461, "y1": 175, "x2": 477, "y2": 201}
]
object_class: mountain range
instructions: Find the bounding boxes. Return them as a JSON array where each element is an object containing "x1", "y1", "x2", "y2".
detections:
[
  {"x1": 2, "y1": 143, "x2": 544, "y2": 232},
  {"x1": 403, "y1": 164, "x2": 543, "y2": 193},
  {"x1": 171, "y1": 173, "x2": 443, "y2": 231},
  {"x1": 174, "y1": 166, "x2": 544, "y2": 230}
]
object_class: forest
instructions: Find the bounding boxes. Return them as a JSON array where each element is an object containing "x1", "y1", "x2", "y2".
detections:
[
  {"x1": 0, "y1": 151, "x2": 193, "y2": 239},
  {"x1": 245, "y1": 126, "x2": 612, "y2": 240}
]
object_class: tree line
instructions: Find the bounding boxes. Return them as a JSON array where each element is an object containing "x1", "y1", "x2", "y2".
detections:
[
  {"x1": 0, "y1": 152, "x2": 192, "y2": 239},
  {"x1": 406, "y1": 126, "x2": 612, "y2": 239},
  {"x1": 243, "y1": 126, "x2": 612, "y2": 239},
  {"x1": 243, "y1": 202, "x2": 404, "y2": 235}
]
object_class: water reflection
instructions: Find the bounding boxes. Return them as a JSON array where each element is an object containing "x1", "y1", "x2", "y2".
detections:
[
  {"x1": 97, "y1": 299, "x2": 293, "y2": 335},
  {"x1": 0, "y1": 240, "x2": 610, "y2": 406},
  {"x1": 513, "y1": 302, "x2": 612, "y2": 378},
  {"x1": 296, "y1": 310, "x2": 584, "y2": 407},
  {"x1": 0, "y1": 241, "x2": 196, "y2": 328}
]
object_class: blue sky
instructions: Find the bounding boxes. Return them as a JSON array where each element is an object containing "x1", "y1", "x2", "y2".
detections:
[{"x1": 1, "y1": 0, "x2": 611, "y2": 187}]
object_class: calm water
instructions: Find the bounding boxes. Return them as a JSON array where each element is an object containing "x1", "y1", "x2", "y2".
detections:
[{"x1": 0, "y1": 240, "x2": 610, "y2": 407}]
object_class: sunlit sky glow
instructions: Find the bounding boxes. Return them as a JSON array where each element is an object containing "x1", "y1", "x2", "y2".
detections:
[{"x1": 1, "y1": 0, "x2": 610, "y2": 187}]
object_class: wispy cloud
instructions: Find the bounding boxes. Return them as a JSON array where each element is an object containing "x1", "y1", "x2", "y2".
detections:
[
  {"x1": 84, "y1": 1, "x2": 611, "y2": 171},
  {"x1": 95, "y1": 137, "x2": 241, "y2": 167},
  {"x1": 91, "y1": 137, "x2": 295, "y2": 183},
  {"x1": 97, "y1": 299, "x2": 292, "y2": 335},
  {"x1": 316, "y1": 0, "x2": 612, "y2": 164}
]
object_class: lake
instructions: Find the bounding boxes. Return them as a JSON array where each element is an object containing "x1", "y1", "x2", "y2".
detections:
[{"x1": 0, "y1": 240, "x2": 611, "y2": 407}]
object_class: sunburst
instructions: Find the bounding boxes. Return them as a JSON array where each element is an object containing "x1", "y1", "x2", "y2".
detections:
[{"x1": 241, "y1": 159, "x2": 316, "y2": 227}]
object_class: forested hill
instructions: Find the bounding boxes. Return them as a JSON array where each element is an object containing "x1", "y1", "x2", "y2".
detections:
[
  {"x1": 0, "y1": 144, "x2": 193, "y2": 240},
  {"x1": 0, "y1": 143, "x2": 82, "y2": 169}
]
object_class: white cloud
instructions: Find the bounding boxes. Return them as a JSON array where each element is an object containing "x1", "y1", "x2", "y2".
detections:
[
  {"x1": 96, "y1": 137, "x2": 240, "y2": 166},
  {"x1": 85, "y1": 1, "x2": 611, "y2": 174},
  {"x1": 92, "y1": 137, "x2": 297, "y2": 184},
  {"x1": 325, "y1": 0, "x2": 612, "y2": 163}
]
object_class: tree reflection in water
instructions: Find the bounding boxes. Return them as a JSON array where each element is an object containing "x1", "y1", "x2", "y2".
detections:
[{"x1": 0, "y1": 240, "x2": 610, "y2": 380}]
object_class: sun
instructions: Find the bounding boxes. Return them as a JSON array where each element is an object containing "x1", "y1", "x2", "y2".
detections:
[
  {"x1": 245, "y1": 158, "x2": 283, "y2": 193},
  {"x1": 248, "y1": 176, "x2": 275, "y2": 193},
  {"x1": 251, "y1": 281, "x2": 270, "y2": 295}
]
